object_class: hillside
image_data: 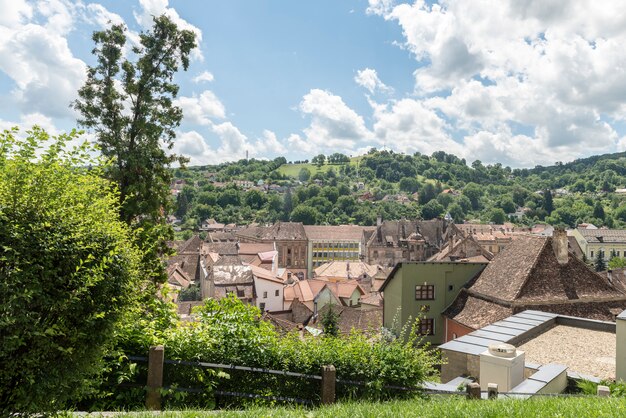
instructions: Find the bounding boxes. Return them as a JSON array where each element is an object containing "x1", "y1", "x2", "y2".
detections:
[{"x1": 171, "y1": 149, "x2": 626, "y2": 235}]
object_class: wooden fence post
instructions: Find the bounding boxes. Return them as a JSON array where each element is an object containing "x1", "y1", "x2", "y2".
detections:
[
  {"x1": 466, "y1": 382, "x2": 481, "y2": 400},
  {"x1": 146, "y1": 345, "x2": 165, "y2": 410},
  {"x1": 487, "y1": 383, "x2": 498, "y2": 399},
  {"x1": 321, "y1": 365, "x2": 336, "y2": 405}
]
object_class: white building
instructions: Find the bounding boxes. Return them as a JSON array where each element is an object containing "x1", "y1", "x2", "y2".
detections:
[{"x1": 251, "y1": 265, "x2": 284, "y2": 312}]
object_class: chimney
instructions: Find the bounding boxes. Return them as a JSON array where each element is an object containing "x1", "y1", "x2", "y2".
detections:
[{"x1": 553, "y1": 228, "x2": 568, "y2": 265}]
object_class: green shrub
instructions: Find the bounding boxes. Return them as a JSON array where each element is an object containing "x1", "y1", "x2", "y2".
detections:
[{"x1": 0, "y1": 127, "x2": 142, "y2": 414}]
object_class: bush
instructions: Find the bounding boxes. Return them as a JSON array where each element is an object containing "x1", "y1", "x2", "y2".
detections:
[
  {"x1": 108, "y1": 295, "x2": 441, "y2": 408},
  {"x1": 0, "y1": 127, "x2": 142, "y2": 414}
]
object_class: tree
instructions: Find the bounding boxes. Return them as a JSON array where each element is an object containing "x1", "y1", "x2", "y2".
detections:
[
  {"x1": 290, "y1": 204, "x2": 319, "y2": 224},
  {"x1": 399, "y1": 177, "x2": 420, "y2": 194},
  {"x1": 421, "y1": 200, "x2": 445, "y2": 220},
  {"x1": 298, "y1": 167, "x2": 311, "y2": 182},
  {"x1": 490, "y1": 208, "x2": 507, "y2": 224},
  {"x1": 320, "y1": 305, "x2": 340, "y2": 337},
  {"x1": 244, "y1": 189, "x2": 266, "y2": 210},
  {"x1": 542, "y1": 189, "x2": 554, "y2": 215},
  {"x1": 73, "y1": 16, "x2": 197, "y2": 224},
  {"x1": 312, "y1": 154, "x2": 326, "y2": 167},
  {"x1": 448, "y1": 203, "x2": 465, "y2": 223},
  {"x1": 593, "y1": 201, "x2": 605, "y2": 220},
  {"x1": 595, "y1": 250, "x2": 607, "y2": 272},
  {"x1": 463, "y1": 182, "x2": 483, "y2": 210},
  {"x1": 0, "y1": 128, "x2": 141, "y2": 413}
]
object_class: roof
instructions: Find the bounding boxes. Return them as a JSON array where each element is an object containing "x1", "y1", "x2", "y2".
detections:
[
  {"x1": 178, "y1": 235, "x2": 203, "y2": 254},
  {"x1": 303, "y1": 225, "x2": 375, "y2": 241},
  {"x1": 250, "y1": 265, "x2": 284, "y2": 284},
  {"x1": 212, "y1": 265, "x2": 254, "y2": 300},
  {"x1": 379, "y1": 260, "x2": 486, "y2": 292},
  {"x1": 283, "y1": 279, "x2": 361, "y2": 303},
  {"x1": 238, "y1": 242, "x2": 275, "y2": 254},
  {"x1": 236, "y1": 222, "x2": 307, "y2": 241},
  {"x1": 314, "y1": 261, "x2": 382, "y2": 279},
  {"x1": 309, "y1": 305, "x2": 382, "y2": 335},
  {"x1": 577, "y1": 228, "x2": 626, "y2": 243},
  {"x1": 444, "y1": 234, "x2": 626, "y2": 329},
  {"x1": 167, "y1": 254, "x2": 200, "y2": 281},
  {"x1": 427, "y1": 234, "x2": 494, "y2": 262},
  {"x1": 262, "y1": 312, "x2": 301, "y2": 335},
  {"x1": 202, "y1": 242, "x2": 238, "y2": 256}
]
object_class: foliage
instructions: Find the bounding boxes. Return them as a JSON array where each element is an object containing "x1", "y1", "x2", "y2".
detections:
[
  {"x1": 91, "y1": 296, "x2": 441, "y2": 409},
  {"x1": 74, "y1": 15, "x2": 196, "y2": 224},
  {"x1": 577, "y1": 379, "x2": 626, "y2": 397},
  {"x1": 594, "y1": 250, "x2": 607, "y2": 272},
  {"x1": 0, "y1": 127, "x2": 142, "y2": 414},
  {"x1": 320, "y1": 305, "x2": 340, "y2": 337}
]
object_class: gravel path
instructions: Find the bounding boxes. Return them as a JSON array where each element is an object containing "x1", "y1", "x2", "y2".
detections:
[{"x1": 517, "y1": 325, "x2": 615, "y2": 380}]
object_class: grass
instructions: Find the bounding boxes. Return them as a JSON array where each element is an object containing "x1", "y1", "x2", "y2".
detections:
[
  {"x1": 75, "y1": 396, "x2": 626, "y2": 417},
  {"x1": 277, "y1": 157, "x2": 364, "y2": 178}
]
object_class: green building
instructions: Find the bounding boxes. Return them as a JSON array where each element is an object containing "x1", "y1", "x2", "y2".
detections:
[{"x1": 380, "y1": 262, "x2": 487, "y2": 345}]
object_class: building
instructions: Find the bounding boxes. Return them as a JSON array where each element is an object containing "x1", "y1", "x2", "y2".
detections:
[
  {"x1": 379, "y1": 261, "x2": 488, "y2": 345},
  {"x1": 303, "y1": 225, "x2": 375, "y2": 275},
  {"x1": 443, "y1": 231, "x2": 626, "y2": 342},
  {"x1": 200, "y1": 218, "x2": 225, "y2": 232},
  {"x1": 571, "y1": 228, "x2": 626, "y2": 261},
  {"x1": 456, "y1": 223, "x2": 530, "y2": 255},
  {"x1": 236, "y1": 222, "x2": 308, "y2": 278},
  {"x1": 427, "y1": 234, "x2": 494, "y2": 263},
  {"x1": 203, "y1": 264, "x2": 255, "y2": 303},
  {"x1": 365, "y1": 219, "x2": 461, "y2": 267},
  {"x1": 251, "y1": 265, "x2": 284, "y2": 312}
]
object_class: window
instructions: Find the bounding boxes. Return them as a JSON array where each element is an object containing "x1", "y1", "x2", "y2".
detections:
[
  {"x1": 275, "y1": 289, "x2": 280, "y2": 297},
  {"x1": 263, "y1": 291, "x2": 268, "y2": 299},
  {"x1": 590, "y1": 251, "x2": 594, "y2": 258},
  {"x1": 287, "y1": 248, "x2": 291, "y2": 255},
  {"x1": 236, "y1": 289, "x2": 244, "y2": 297},
  {"x1": 419, "y1": 318, "x2": 434, "y2": 335},
  {"x1": 260, "y1": 303, "x2": 266, "y2": 311},
  {"x1": 415, "y1": 285, "x2": 435, "y2": 300},
  {"x1": 448, "y1": 284, "x2": 454, "y2": 291}
]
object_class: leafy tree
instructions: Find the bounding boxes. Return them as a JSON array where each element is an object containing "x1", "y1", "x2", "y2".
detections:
[
  {"x1": 595, "y1": 250, "x2": 607, "y2": 272},
  {"x1": 448, "y1": 203, "x2": 466, "y2": 223},
  {"x1": 290, "y1": 204, "x2": 319, "y2": 224},
  {"x1": 244, "y1": 189, "x2": 266, "y2": 210},
  {"x1": 421, "y1": 200, "x2": 445, "y2": 220},
  {"x1": 543, "y1": 189, "x2": 554, "y2": 215},
  {"x1": 463, "y1": 182, "x2": 483, "y2": 210},
  {"x1": 320, "y1": 305, "x2": 340, "y2": 337},
  {"x1": 490, "y1": 208, "x2": 507, "y2": 224},
  {"x1": 593, "y1": 201, "x2": 605, "y2": 220},
  {"x1": 399, "y1": 177, "x2": 420, "y2": 194},
  {"x1": 312, "y1": 154, "x2": 326, "y2": 167},
  {"x1": 418, "y1": 183, "x2": 437, "y2": 204},
  {"x1": 0, "y1": 128, "x2": 141, "y2": 413},
  {"x1": 609, "y1": 257, "x2": 626, "y2": 269},
  {"x1": 298, "y1": 167, "x2": 311, "y2": 182},
  {"x1": 436, "y1": 192, "x2": 454, "y2": 208},
  {"x1": 73, "y1": 16, "x2": 197, "y2": 224}
]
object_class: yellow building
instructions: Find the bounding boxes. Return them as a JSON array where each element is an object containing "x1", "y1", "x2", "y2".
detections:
[{"x1": 571, "y1": 228, "x2": 626, "y2": 261}]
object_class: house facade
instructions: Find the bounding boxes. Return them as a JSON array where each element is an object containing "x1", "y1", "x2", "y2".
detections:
[
  {"x1": 303, "y1": 225, "x2": 375, "y2": 275},
  {"x1": 379, "y1": 261, "x2": 488, "y2": 345},
  {"x1": 571, "y1": 228, "x2": 626, "y2": 261},
  {"x1": 444, "y1": 230, "x2": 626, "y2": 342}
]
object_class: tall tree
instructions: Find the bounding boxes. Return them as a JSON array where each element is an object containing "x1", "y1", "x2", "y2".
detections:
[
  {"x1": 73, "y1": 16, "x2": 196, "y2": 224},
  {"x1": 594, "y1": 250, "x2": 607, "y2": 272},
  {"x1": 542, "y1": 189, "x2": 554, "y2": 215}
]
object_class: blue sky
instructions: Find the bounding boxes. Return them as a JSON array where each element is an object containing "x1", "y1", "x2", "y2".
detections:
[{"x1": 2, "y1": 0, "x2": 626, "y2": 167}]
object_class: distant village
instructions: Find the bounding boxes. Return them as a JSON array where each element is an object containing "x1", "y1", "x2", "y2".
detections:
[{"x1": 167, "y1": 217, "x2": 626, "y2": 348}]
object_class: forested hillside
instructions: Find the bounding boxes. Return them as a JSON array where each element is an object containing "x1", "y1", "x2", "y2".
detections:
[{"x1": 171, "y1": 149, "x2": 626, "y2": 236}]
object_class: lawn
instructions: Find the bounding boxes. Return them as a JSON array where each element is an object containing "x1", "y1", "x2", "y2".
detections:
[
  {"x1": 79, "y1": 396, "x2": 626, "y2": 417},
  {"x1": 277, "y1": 156, "x2": 364, "y2": 178}
]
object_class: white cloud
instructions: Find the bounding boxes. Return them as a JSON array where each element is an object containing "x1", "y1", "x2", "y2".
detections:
[
  {"x1": 254, "y1": 130, "x2": 286, "y2": 155},
  {"x1": 371, "y1": 98, "x2": 464, "y2": 156},
  {"x1": 134, "y1": 0, "x2": 203, "y2": 61},
  {"x1": 192, "y1": 71, "x2": 214, "y2": 83},
  {"x1": 0, "y1": 1, "x2": 87, "y2": 119},
  {"x1": 297, "y1": 89, "x2": 373, "y2": 154},
  {"x1": 175, "y1": 90, "x2": 226, "y2": 124},
  {"x1": 365, "y1": 0, "x2": 626, "y2": 166},
  {"x1": 354, "y1": 68, "x2": 393, "y2": 94}
]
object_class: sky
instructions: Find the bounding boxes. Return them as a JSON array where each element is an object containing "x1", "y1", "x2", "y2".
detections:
[{"x1": 2, "y1": 0, "x2": 626, "y2": 168}]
